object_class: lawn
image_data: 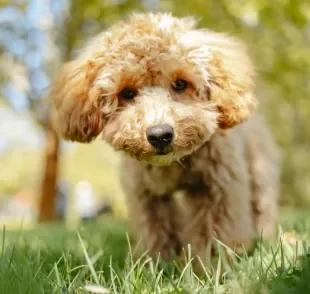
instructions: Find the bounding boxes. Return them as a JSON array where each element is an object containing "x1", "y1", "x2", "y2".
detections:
[{"x1": 0, "y1": 210, "x2": 309, "y2": 294}]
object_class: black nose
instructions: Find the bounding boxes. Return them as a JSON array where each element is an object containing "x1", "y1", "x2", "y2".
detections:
[{"x1": 146, "y1": 124, "x2": 174, "y2": 150}]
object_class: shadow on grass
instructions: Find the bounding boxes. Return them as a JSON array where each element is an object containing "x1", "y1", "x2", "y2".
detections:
[{"x1": 269, "y1": 253, "x2": 310, "y2": 294}]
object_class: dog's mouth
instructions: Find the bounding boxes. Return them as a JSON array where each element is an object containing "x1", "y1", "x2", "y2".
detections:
[
  {"x1": 155, "y1": 147, "x2": 171, "y2": 156},
  {"x1": 143, "y1": 153, "x2": 175, "y2": 166},
  {"x1": 157, "y1": 151, "x2": 169, "y2": 155}
]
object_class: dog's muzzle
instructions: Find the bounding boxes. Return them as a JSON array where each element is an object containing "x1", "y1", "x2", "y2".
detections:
[{"x1": 146, "y1": 124, "x2": 174, "y2": 155}]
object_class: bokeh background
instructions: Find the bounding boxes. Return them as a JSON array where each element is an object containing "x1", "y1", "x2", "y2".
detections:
[{"x1": 0, "y1": 0, "x2": 309, "y2": 226}]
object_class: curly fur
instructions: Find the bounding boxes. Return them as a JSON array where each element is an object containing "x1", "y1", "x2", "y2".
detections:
[{"x1": 50, "y1": 12, "x2": 281, "y2": 266}]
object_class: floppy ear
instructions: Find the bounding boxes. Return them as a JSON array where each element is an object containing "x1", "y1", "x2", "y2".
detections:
[
  {"x1": 203, "y1": 31, "x2": 258, "y2": 128},
  {"x1": 50, "y1": 56, "x2": 106, "y2": 143},
  {"x1": 49, "y1": 29, "x2": 114, "y2": 143}
]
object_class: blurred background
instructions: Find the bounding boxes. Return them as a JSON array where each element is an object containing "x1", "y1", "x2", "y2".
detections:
[{"x1": 0, "y1": 0, "x2": 309, "y2": 227}]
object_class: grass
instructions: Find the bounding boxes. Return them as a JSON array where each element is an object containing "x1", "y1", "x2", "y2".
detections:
[{"x1": 0, "y1": 211, "x2": 309, "y2": 294}]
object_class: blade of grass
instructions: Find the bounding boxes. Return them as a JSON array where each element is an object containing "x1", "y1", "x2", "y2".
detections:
[
  {"x1": 77, "y1": 231, "x2": 100, "y2": 285},
  {"x1": 1, "y1": 225, "x2": 5, "y2": 260},
  {"x1": 214, "y1": 254, "x2": 221, "y2": 294},
  {"x1": 54, "y1": 262, "x2": 63, "y2": 293}
]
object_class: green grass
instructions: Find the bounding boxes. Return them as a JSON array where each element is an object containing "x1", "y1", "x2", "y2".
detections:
[{"x1": 0, "y1": 211, "x2": 309, "y2": 294}]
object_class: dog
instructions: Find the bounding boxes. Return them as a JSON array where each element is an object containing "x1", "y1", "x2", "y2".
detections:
[{"x1": 50, "y1": 13, "x2": 281, "y2": 266}]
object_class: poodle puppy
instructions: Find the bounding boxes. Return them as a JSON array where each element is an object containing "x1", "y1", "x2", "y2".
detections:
[{"x1": 50, "y1": 13, "x2": 281, "y2": 265}]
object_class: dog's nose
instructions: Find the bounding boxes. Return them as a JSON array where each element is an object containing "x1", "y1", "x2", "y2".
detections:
[{"x1": 146, "y1": 124, "x2": 174, "y2": 150}]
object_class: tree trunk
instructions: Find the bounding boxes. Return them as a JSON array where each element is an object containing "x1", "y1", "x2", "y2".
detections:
[
  {"x1": 38, "y1": 125, "x2": 59, "y2": 222},
  {"x1": 37, "y1": 0, "x2": 84, "y2": 222}
]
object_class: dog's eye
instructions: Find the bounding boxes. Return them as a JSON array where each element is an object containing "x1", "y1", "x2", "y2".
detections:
[
  {"x1": 119, "y1": 88, "x2": 137, "y2": 100},
  {"x1": 172, "y1": 79, "x2": 188, "y2": 92}
]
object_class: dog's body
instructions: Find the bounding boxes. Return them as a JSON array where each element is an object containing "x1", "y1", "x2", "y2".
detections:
[
  {"x1": 50, "y1": 13, "x2": 281, "y2": 265},
  {"x1": 121, "y1": 114, "x2": 280, "y2": 261}
]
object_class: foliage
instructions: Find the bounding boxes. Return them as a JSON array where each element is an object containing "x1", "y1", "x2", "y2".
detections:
[{"x1": 0, "y1": 149, "x2": 44, "y2": 196}]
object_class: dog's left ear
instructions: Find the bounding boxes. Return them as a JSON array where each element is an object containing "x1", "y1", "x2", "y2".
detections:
[
  {"x1": 196, "y1": 31, "x2": 258, "y2": 128},
  {"x1": 50, "y1": 47, "x2": 107, "y2": 143}
]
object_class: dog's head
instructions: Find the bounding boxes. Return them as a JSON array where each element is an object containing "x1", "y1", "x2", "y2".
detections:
[{"x1": 51, "y1": 13, "x2": 257, "y2": 166}]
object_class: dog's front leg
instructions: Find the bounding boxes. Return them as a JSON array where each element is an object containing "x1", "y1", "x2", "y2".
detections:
[
  {"x1": 127, "y1": 192, "x2": 182, "y2": 261},
  {"x1": 180, "y1": 189, "x2": 255, "y2": 270},
  {"x1": 179, "y1": 192, "x2": 216, "y2": 267}
]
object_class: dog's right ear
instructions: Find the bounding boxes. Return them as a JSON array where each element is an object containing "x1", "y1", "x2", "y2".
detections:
[{"x1": 50, "y1": 50, "x2": 107, "y2": 143}]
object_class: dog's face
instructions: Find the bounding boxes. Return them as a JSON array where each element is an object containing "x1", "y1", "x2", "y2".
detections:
[{"x1": 51, "y1": 13, "x2": 257, "y2": 166}]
